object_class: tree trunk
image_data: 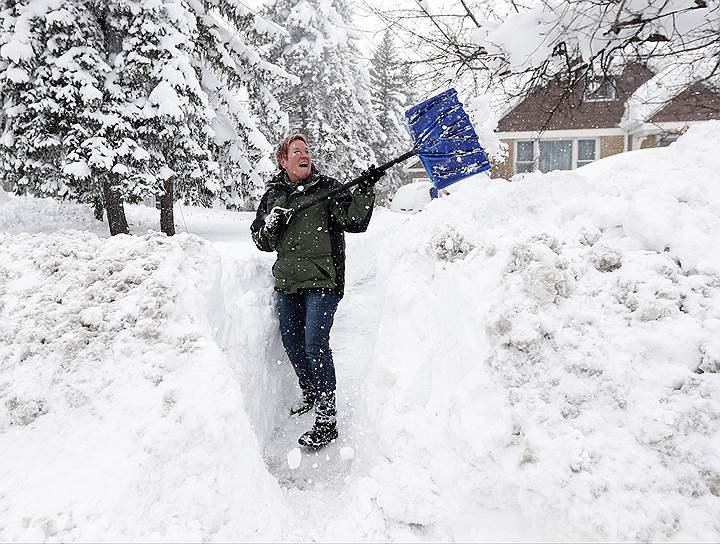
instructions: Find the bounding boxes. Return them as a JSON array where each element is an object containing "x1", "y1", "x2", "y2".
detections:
[
  {"x1": 102, "y1": 178, "x2": 129, "y2": 235},
  {"x1": 160, "y1": 178, "x2": 175, "y2": 236},
  {"x1": 93, "y1": 193, "x2": 104, "y2": 221}
]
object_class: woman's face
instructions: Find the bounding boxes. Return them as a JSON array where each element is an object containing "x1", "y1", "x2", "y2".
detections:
[{"x1": 281, "y1": 140, "x2": 312, "y2": 182}]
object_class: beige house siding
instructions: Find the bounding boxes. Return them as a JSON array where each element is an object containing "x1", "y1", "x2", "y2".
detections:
[
  {"x1": 492, "y1": 139, "x2": 514, "y2": 179},
  {"x1": 600, "y1": 135, "x2": 624, "y2": 158},
  {"x1": 640, "y1": 136, "x2": 655, "y2": 149},
  {"x1": 408, "y1": 169, "x2": 428, "y2": 180},
  {"x1": 495, "y1": 136, "x2": 616, "y2": 177}
]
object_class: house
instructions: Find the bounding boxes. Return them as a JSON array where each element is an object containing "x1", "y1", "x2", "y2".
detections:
[
  {"x1": 402, "y1": 63, "x2": 720, "y2": 181},
  {"x1": 493, "y1": 63, "x2": 720, "y2": 178}
]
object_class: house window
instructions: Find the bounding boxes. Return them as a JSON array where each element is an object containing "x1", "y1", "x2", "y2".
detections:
[
  {"x1": 577, "y1": 139, "x2": 596, "y2": 167},
  {"x1": 514, "y1": 138, "x2": 598, "y2": 174},
  {"x1": 584, "y1": 76, "x2": 616, "y2": 101},
  {"x1": 516, "y1": 141, "x2": 535, "y2": 172},
  {"x1": 539, "y1": 140, "x2": 572, "y2": 172}
]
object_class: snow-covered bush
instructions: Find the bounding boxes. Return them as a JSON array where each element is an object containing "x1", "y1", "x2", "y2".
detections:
[
  {"x1": 505, "y1": 234, "x2": 573, "y2": 303},
  {"x1": 699, "y1": 340, "x2": 720, "y2": 373},
  {"x1": 6, "y1": 397, "x2": 48, "y2": 426},
  {"x1": 589, "y1": 243, "x2": 623, "y2": 272}
]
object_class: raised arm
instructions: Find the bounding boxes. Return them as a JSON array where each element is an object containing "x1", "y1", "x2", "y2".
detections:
[{"x1": 329, "y1": 182, "x2": 375, "y2": 233}]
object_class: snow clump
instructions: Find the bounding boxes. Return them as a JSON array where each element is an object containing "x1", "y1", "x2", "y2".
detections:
[{"x1": 430, "y1": 225, "x2": 474, "y2": 261}]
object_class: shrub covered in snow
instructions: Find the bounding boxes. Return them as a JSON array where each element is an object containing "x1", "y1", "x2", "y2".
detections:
[
  {"x1": 589, "y1": 243, "x2": 623, "y2": 272},
  {"x1": 6, "y1": 397, "x2": 48, "y2": 426}
]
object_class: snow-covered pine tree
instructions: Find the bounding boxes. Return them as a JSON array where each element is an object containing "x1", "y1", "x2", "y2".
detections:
[
  {"x1": 398, "y1": 62, "x2": 417, "y2": 113},
  {"x1": 368, "y1": 30, "x2": 414, "y2": 204},
  {"x1": 263, "y1": 0, "x2": 383, "y2": 179},
  {"x1": 0, "y1": 0, "x2": 294, "y2": 235},
  {"x1": 104, "y1": 0, "x2": 216, "y2": 235},
  {"x1": 103, "y1": 0, "x2": 298, "y2": 219},
  {"x1": 193, "y1": 0, "x2": 297, "y2": 209},
  {"x1": 0, "y1": 1, "x2": 116, "y2": 219}
]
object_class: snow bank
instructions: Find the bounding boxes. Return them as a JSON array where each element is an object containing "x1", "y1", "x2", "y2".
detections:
[
  {"x1": 0, "y1": 230, "x2": 288, "y2": 541},
  {"x1": 364, "y1": 121, "x2": 720, "y2": 540},
  {"x1": 210, "y1": 245, "x2": 295, "y2": 446}
]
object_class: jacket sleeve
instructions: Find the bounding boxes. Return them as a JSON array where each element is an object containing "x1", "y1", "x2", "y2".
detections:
[
  {"x1": 329, "y1": 181, "x2": 375, "y2": 233},
  {"x1": 250, "y1": 191, "x2": 281, "y2": 252}
]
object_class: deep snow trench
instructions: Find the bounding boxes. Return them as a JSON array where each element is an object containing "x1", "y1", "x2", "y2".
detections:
[
  {"x1": 260, "y1": 270, "x2": 382, "y2": 490},
  {"x1": 212, "y1": 234, "x2": 384, "y2": 493}
]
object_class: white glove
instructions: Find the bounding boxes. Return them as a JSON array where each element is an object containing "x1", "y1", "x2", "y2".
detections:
[{"x1": 264, "y1": 207, "x2": 286, "y2": 234}]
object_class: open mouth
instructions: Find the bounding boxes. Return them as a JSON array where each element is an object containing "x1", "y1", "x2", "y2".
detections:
[{"x1": 299, "y1": 161, "x2": 309, "y2": 168}]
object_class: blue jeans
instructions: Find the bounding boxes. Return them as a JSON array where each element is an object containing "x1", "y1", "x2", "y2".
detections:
[{"x1": 275, "y1": 290, "x2": 341, "y2": 396}]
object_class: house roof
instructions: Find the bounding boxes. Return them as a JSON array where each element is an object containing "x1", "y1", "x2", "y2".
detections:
[
  {"x1": 496, "y1": 64, "x2": 655, "y2": 133},
  {"x1": 496, "y1": 62, "x2": 719, "y2": 135},
  {"x1": 620, "y1": 64, "x2": 695, "y2": 130}
]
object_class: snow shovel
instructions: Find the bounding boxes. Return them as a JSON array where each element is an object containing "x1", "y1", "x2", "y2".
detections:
[{"x1": 283, "y1": 88, "x2": 491, "y2": 218}]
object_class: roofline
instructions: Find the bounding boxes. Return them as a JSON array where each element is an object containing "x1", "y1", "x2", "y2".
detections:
[
  {"x1": 402, "y1": 157, "x2": 423, "y2": 172},
  {"x1": 497, "y1": 128, "x2": 625, "y2": 139},
  {"x1": 497, "y1": 120, "x2": 709, "y2": 140}
]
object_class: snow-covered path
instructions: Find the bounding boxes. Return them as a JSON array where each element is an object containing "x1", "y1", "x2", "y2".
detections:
[
  {"x1": 202, "y1": 209, "x2": 429, "y2": 540},
  {"x1": 261, "y1": 268, "x2": 382, "y2": 491}
]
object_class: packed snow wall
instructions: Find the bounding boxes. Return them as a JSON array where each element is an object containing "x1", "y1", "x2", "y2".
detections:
[
  {"x1": 209, "y1": 247, "x2": 296, "y2": 446},
  {"x1": 0, "y1": 230, "x2": 290, "y2": 540},
  {"x1": 364, "y1": 122, "x2": 720, "y2": 541}
]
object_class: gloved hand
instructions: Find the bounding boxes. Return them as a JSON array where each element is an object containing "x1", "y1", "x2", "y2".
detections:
[
  {"x1": 359, "y1": 164, "x2": 385, "y2": 189},
  {"x1": 264, "y1": 206, "x2": 287, "y2": 236}
]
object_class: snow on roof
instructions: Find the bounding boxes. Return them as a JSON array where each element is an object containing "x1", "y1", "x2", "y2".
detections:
[
  {"x1": 620, "y1": 63, "x2": 700, "y2": 130},
  {"x1": 494, "y1": 92, "x2": 525, "y2": 122}
]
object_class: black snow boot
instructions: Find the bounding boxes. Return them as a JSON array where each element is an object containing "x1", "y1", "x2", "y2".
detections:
[
  {"x1": 298, "y1": 392, "x2": 338, "y2": 448},
  {"x1": 290, "y1": 387, "x2": 316, "y2": 416}
]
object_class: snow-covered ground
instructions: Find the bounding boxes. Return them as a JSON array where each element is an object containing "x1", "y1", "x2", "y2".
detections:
[{"x1": 1, "y1": 121, "x2": 719, "y2": 541}]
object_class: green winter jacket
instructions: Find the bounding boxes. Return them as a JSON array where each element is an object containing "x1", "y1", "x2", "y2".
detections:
[{"x1": 250, "y1": 168, "x2": 375, "y2": 296}]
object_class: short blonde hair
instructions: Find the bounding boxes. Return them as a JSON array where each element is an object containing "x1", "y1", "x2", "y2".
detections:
[{"x1": 275, "y1": 133, "x2": 309, "y2": 169}]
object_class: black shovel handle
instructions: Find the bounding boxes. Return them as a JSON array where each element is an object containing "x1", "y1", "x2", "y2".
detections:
[{"x1": 283, "y1": 149, "x2": 417, "y2": 219}]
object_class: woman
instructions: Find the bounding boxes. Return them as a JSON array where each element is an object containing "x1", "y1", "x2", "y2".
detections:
[{"x1": 250, "y1": 133, "x2": 383, "y2": 448}]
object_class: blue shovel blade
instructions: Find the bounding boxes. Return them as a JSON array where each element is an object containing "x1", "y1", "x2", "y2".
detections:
[{"x1": 406, "y1": 88, "x2": 492, "y2": 190}]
